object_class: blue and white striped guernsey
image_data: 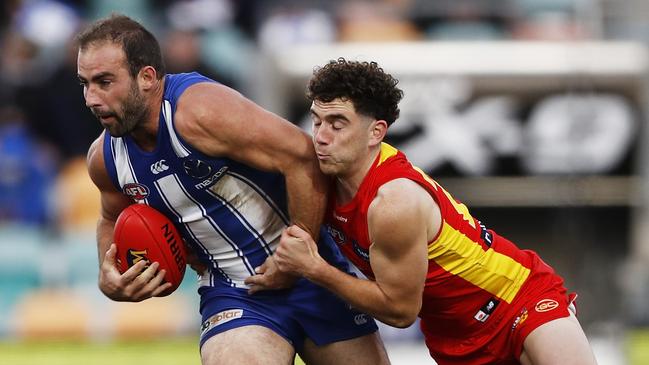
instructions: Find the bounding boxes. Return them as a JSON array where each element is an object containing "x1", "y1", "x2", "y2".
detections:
[{"x1": 103, "y1": 72, "x2": 290, "y2": 289}]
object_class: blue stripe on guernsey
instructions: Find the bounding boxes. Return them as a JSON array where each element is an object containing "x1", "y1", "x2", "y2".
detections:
[
  {"x1": 227, "y1": 171, "x2": 290, "y2": 225},
  {"x1": 153, "y1": 175, "x2": 233, "y2": 286},
  {"x1": 154, "y1": 174, "x2": 257, "y2": 282},
  {"x1": 205, "y1": 188, "x2": 273, "y2": 257}
]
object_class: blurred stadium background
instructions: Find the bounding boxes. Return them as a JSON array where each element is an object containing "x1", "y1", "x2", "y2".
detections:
[{"x1": 1, "y1": 0, "x2": 649, "y2": 364}]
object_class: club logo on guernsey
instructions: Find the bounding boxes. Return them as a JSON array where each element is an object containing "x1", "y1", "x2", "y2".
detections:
[
  {"x1": 183, "y1": 158, "x2": 213, "y2": 179},
  {"x1": 535, "y1": 299, "x2": 559, "y2": 313},
  {"x1": 183, "y1": 158, "x2": 229, "y2": 190},
  {"x1": 123, "y1": 183, "x2": 149, "y2": 202}
]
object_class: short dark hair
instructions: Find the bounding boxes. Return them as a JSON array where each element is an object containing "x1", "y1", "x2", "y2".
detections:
[
  {"x1": 76, "y1": 14, "x2": 165, "y2": 79},
  {"x1": 307, "y1": 58, "x2": 403, "y2": 126}
]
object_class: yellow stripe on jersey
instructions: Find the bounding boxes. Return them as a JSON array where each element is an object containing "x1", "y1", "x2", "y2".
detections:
[
  {"x1": 413, "y1": 166, "x2": 476, "y2": 229},
  {"x1": 377, "y1": 143, "x2": 399, "y2": 167},
  {"x1": 428, "y1": 222, "x2": 530, "y2": 303}
]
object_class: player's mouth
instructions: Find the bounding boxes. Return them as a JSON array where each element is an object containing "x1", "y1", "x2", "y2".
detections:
[
  {"x1": 316, "y1": 152, "x2": 331, "y2": 161},
  {"x1": 95, "y1": 111, "x2": 117, "y2": 124}
]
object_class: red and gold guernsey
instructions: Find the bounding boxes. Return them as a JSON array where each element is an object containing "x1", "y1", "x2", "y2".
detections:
[{"x1": 327, "y1": 143, "x2": 571, "y2": 363}]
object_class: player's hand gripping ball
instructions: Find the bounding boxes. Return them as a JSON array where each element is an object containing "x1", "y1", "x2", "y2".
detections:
[{"x1": 113, "y1": 204, "x2": 186, "y2": 296}]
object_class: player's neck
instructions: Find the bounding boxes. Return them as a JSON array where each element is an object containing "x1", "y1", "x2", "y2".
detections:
[
  {"x1": 130, "y1": 78, "x2": 165, "y2": 152},
  {"x1": 335, "y1": 146, "x2": 380, "y2": 204}
]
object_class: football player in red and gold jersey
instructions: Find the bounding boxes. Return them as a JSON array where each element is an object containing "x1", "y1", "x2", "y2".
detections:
[{"x1": 261, "y1": 58, "x2": 598, "y2": 365}]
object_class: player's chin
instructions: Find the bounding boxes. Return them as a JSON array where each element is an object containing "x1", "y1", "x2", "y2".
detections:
[{"x1": 317, "y1": 162, "x2": 339, "y2": 176}]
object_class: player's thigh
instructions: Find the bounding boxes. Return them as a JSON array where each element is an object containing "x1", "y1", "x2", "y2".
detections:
[
  {"x1": 519, "y1": 313, "x2": 597, "y2": 365},
  {"x1": 201, "y1": 325, "x2": 295, "y2": 365},
  {"x1": 299, "y1": 332, "x2": 390, "y2": 365}
]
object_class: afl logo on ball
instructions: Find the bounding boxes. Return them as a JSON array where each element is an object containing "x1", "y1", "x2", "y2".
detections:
[
  {"x1": 183, "y1": 159, "x2": 213, "y2": 179},
  {"x1": 123, "y1": 183, "x2": 150, "y2": 201},
  {"x1": 535, "y1": 299, "x2": 559, "y2": 313}
]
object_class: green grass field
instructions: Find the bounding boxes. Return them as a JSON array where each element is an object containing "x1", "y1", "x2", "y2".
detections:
[
  {"x1": 0, "y1": 332, "x2": 647, "y2": 365},
  {"x1": 0, "y1": 337, "x2": 307, "y2": 365}
]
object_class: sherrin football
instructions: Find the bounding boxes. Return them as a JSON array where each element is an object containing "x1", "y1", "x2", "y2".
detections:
[{"x1": 113, "y1": 204, "x2": 186, "y2": 296}]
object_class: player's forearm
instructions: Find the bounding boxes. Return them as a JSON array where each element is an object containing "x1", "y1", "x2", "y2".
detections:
[
  {"x1": 96, "y1": 216, "x2": 115, "y2": 264},
  {"x1": 305, "y1": 261, "x2": 419, "y2": 328},
  {"x1": 284, "y1": 161, "x2": 328, "y2": 242}
]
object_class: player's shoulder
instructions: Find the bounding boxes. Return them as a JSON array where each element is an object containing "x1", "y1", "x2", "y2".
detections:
[
  {"x1": 86, "y1": 132, "x2": 114, "y2": 190},
  {"x1": 375, "y1": 178, "x2": 431, "y2": 206},
  {"x1": 371, "y1": 178, "x2": 437, "y2": 224},
  {"x1": 86, "y1": 132, "x2": 105, "y2": 168},
  {"x1": 175, "y1": 81, "x2": 244, "y2": 129}
]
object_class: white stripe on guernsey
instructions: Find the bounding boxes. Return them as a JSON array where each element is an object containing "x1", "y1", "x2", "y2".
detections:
[
  {"x1": 153, "y1": 176, "x2": 225, "y2": 287},
  {"x1": 206, "y1": 173, "x2": 286, "y2": 257},
  {"x1": 111, "y1": 137, "x2": 148, "y2": 204},
  {"x1": 154, "y1": 174, "x2": 256, "y2": 287},
  {"x1": 162, "y1": 100, "x2": 191, "y2": 158},
  {"x1": 227, "y1": 171, "x2": 290, "y2": 225}
]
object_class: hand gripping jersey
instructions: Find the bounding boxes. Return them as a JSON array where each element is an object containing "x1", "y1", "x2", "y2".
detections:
[
  {"x1": 327, "y1": 143, "x2": 572, "y2": 364},
  {"x1": 103, "y1": 72, "x2": 291, "y2": 289}
]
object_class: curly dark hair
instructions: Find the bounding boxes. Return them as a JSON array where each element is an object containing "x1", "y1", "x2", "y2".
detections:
[
  {"x1": 76, "y1": 14, "x2": 165, "y2": 80},
  {"x1": 307, "y1": 58, "x2": 403, "y2": 126}
]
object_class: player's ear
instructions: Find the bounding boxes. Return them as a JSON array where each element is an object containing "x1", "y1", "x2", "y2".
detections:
[
  {"x1": 368, "y1": 119, "x2": 388, "y2": 147},
  {"x1": 138, "y1": 66, "x2": 157, "y2": 91}
]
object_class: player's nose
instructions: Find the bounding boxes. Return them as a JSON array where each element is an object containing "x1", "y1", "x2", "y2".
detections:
[
  {"x1": 314, "y1": 125, "x2": 331, "y2": 145},
  {"x1": 84, "y1": 86, "x2": 102, "y2": 108}
]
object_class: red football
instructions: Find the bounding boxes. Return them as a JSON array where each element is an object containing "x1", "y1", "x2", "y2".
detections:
[{"x1": 113, "y1": 204, "x2": 186, "y2": 296}]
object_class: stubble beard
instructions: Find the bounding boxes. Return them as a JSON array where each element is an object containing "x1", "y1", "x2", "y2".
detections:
[{"x1": 102, "y1": 85, "x2": 150, "y2": 137}]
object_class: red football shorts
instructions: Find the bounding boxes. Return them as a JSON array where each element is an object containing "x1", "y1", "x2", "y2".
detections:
[{"x1": 421, "y1": 274, "x2": 576, "y2": 365}]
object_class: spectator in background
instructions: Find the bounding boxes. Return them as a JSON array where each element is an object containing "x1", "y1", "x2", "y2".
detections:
[
  {"x1": 19, "y1": 38, "x2": 103, "y2": 161},
  {"x1": 0, "y1": 99, "x2": 56, "y2": 226},
  {"x1": 162, "y1": 28, "x2": 236, "y2": 88}
]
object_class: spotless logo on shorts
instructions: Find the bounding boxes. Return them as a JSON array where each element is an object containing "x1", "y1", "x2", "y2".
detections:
[
  {"x1": 200, "y1": 309, "x2": 244, "y2": 338},
  {"x1": 535, "y1": 299, "x2": 559, "y2": 312}
]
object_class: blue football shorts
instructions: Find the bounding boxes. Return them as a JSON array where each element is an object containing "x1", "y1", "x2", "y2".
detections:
[{"x1": 198, "y1": 229, "x2": 378, "y2": 351}]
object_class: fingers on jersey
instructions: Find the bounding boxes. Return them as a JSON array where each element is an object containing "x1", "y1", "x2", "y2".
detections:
[
  {"x1": 245, "y1": 256, "x2": 299, "y2": 294},
  {"x1": 274, "y1": 225, "x2": 321, "y2": 278}
]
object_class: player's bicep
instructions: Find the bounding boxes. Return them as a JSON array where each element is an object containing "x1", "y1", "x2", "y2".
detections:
[
  {"x1": 367, "y1": 182, "x2": 430, "y2": 309},
  {"x1": 86, "y1": 135, "x2": 131, "y2": 222},
  {"x1": 176, "y1": 83, "x2": 314, "y2": 173}
]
